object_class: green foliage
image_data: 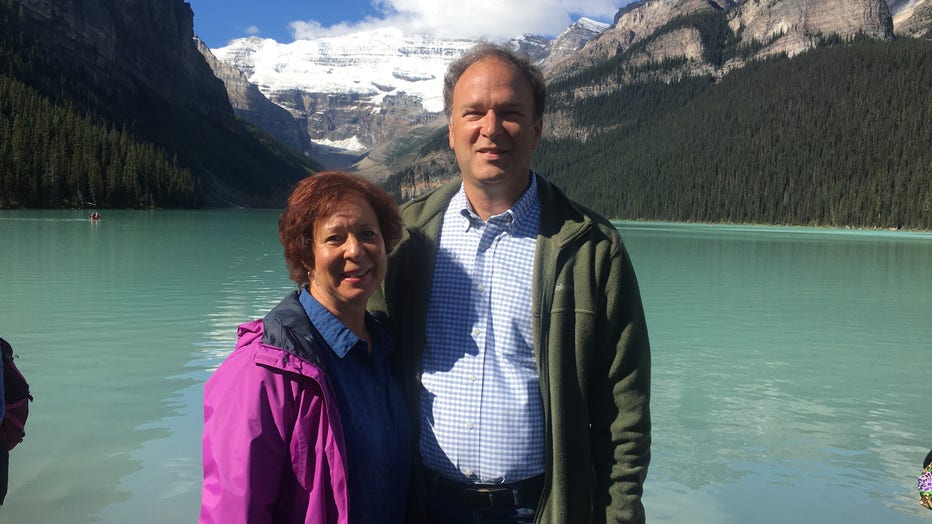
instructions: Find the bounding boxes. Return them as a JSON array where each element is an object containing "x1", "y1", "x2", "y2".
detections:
[
  {"x1": 536, "y1": 38, "x2": 932, "y2": 230},
  {"x1": 0, "y1": 74, "x2": 199, "y2": 207}
]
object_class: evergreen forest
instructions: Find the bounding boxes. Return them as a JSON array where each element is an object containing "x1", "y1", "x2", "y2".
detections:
[{"x1": 0, "y1": 1, "x2": 318, "y2": 209}]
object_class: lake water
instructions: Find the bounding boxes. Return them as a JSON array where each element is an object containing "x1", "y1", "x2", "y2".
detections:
[{"x1": 0, "y1": 210, "x2": 930, "y2": 523}]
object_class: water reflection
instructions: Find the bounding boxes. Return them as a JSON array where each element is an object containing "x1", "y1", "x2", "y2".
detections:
[{"x1": 619, "y1": 222, "x2": 932, "y2": 522}]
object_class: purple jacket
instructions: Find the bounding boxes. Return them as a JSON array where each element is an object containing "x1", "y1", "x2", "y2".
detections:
[{"x1": 201, "y1": 293, "x2": 350, "y2": 524}]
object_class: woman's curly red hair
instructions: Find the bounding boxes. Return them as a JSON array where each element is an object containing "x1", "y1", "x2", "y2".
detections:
[{"x1": 279, "y1": 171, "x2": 403, "y2": 286}]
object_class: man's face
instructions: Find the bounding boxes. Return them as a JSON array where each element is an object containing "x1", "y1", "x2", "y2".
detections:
[{"x1": 448, "y1": 57, "x2": 542, "y2": 199}]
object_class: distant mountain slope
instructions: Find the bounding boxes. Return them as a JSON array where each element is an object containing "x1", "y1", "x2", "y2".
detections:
[
  {"x1": 538, "y1": 37, "x2": 932, "y2": 230},
  {"x1": 0, "y1": 0, "x2": 319, "y2": 208}
]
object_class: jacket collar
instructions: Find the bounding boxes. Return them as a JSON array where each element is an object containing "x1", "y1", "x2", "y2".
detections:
[{"x1": 261, "y1": 290, "x2": 324, "y2": 364}]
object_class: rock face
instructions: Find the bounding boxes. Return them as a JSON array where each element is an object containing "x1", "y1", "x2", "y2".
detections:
[
  {"x1": 729, "y1": 0, "x2": 894, "y2": 57},
  {"x1": 561, "y1": 0, "x2": 719, "y2": 69},
  {"x1": 15, "y1": 0, "x2": 232, "y2": 119},
  {"x1": 887, "y1": 0, "x2": 932, "y2": 37},
  {"x1": 550, "y1": 0, "x2": 894, "y2": 79},
  {"x1": 197, "y1": 39, "x2": 315, "y2": 155},
  {"x1": 540, "y1": 17, "x2": 610, "y2": 72}
]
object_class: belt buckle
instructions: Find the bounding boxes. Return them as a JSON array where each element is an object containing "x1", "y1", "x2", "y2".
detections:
[{"x1": 470, "y1": 486, "x2": 515, "y2": 509}]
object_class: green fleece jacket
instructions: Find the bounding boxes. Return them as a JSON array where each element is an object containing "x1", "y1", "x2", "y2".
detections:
[{"x1": 371, "y1": 175, "x2": 651, "y2": 523}]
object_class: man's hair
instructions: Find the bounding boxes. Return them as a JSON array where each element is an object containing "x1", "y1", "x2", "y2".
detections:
[
  {"x1": 925, "y1": 449, "x2": 932, "y2": 469},
  {"x1": 443, "y1": 42, "x2": 546, "y2": 121}
]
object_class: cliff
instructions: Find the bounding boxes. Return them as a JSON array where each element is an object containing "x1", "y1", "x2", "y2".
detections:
[
  {"x1": 15, "y1": 0, "x2": 231, "y2": 119},
  {"x1": 4, "y1": 0, "x2": 316, "y2": 207},
  {"x1": 196, "y1": 38, "x2": 315, "y2": 156}
]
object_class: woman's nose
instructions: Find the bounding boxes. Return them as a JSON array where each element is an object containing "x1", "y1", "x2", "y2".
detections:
[{"x1": 344, "y1": 235, "x2": 363, "y2": 257}]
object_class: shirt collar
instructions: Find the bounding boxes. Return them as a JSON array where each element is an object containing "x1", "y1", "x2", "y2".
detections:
[
  {"x1": 298, "y1": 287, "x2": 393, "y2": 359},
  {"x1": 452, "y1": 171, "x2": 540, "y2": 232}
]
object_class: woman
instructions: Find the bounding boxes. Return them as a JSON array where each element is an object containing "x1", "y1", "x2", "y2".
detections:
[{"x1": 200, "y1": 171, "x2": 412, "y2": 524}]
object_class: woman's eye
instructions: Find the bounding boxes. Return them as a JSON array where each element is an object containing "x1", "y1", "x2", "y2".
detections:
[{"x1": 359, "y1": 230, "x2": 377, "y2": 240}]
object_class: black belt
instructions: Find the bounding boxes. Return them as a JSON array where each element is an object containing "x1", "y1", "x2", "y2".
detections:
[{"x1": 427, "y1": 471, "x2": 545, "y2": 510}]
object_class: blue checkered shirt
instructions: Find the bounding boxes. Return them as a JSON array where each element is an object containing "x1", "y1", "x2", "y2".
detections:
[{"x1": 420, "y1": 173, "x2": 545, "y2": 484}]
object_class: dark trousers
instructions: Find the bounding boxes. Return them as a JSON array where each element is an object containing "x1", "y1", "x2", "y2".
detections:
[
  {"x1": 423, "y1": 471, "x2": 543, "y2": 524},
  {"x1": 0, "y1": 445, "x2": 8, "y2": 505}
]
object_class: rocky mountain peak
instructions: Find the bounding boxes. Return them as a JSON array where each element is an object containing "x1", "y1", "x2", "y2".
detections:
[{"x1": 540, "y1": 17, "x2": 611, "y2": 72}]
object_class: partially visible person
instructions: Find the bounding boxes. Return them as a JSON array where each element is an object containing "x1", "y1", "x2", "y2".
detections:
[
  {"x1": 200, "y1": 171, "x2": 412, "y2": 524},
  {"x1": 0, "y1": 337, "x2": 5, "y2": 506},
  {"x1": 0, "y1": 335, "x2": 33, "y2": 506},
  {"x1": 372, "y1": 43, "x2": 651, "y2": 523},
  {"x1": 920, "y1": 449, "x2": 932, "y2": 510}
]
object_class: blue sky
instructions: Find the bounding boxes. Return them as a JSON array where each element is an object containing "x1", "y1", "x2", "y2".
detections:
[{"x1": 187, "y1": 0, "x2": 625, "y2": 48}]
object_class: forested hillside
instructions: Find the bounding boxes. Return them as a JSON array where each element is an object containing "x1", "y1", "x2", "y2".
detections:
[
  {"x1": 386, "y1": 36, "x2": 932, "y2": 230},
  {"x1": 0, "y1": 1, "x2": 319, "y2": 209},
  {"x1": 539, "y1": 37, "x2": 931, "y2": 230}
]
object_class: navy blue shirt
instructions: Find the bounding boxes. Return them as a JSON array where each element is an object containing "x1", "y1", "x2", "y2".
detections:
[{"x1": 299, "y1": 289, "x2": 412, "y2": 524}]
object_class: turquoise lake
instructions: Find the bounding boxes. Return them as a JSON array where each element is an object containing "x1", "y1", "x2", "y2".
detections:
[{"x1": 0, "y1": 209, "x2": 930, "y2": 523}]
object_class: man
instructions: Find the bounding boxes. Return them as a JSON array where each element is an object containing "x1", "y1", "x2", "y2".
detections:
[{"x1": 372, "y1": 42, "x2": 650, "y2": 523}]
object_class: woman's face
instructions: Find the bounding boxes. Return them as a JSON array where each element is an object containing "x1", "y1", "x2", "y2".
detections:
[{"x1": 307, "y1": 193, "x2": 386, "y2": 317}]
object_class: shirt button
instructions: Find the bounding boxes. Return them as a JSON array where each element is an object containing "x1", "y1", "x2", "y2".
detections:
[
  {"x1": 469, "y1": 374, "x2": 478, "y2": 382},
  {"x1": 465, "y1": 468, "x2": 474, "y2": 476},
  {"x1": 384, "y1": 424, "x2": 392, "y2": 432},
  {"x1": 472, "y1": 327, "x2": 481, "y2": 336},
  {"x1": 477, "y1": 283, "x2": 485, "y2": 292},
  {"x1": 466, "y1": 421, "x2": 474, "y2": 429},
  {"x1": 375, "y1": 384, "x2": 383, "y2": 392}
]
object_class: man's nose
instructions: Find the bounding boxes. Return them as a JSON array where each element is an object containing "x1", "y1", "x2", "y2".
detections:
[{"x1": 480, "y1": 110, "x2": 503, "y2": 137}]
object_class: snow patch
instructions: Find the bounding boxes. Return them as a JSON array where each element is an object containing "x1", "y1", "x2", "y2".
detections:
[{"x1": 312, "y1": 136, "x2": 368, "y2": 152}]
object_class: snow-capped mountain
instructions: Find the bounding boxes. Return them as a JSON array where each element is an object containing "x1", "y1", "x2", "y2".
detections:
[
  {"x1": 212, "y1": 28, "x2": 478, "y2": 115},
  {"x1": 204, "y1": 22, "x2": 609, "y2": 174}
]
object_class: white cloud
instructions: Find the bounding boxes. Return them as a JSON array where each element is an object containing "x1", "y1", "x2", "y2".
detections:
[
  {"x1": 245, "y1": 25, "x2": 261, "y2": 36},
  {"x1": 290, "y1": 0, "x2": 622, "y2": 41}
]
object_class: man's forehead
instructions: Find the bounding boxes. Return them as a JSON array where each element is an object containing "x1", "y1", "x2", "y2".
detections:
[{"x1": 454, "y1": 61, "x2": 531, "y2": 96}]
